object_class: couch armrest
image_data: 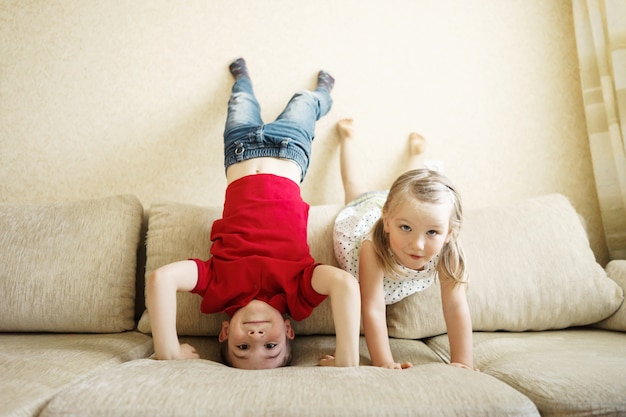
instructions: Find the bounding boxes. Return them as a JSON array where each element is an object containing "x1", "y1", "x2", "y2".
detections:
[{"x1": 596, "y1": 260, "x2": 626, "y2": 331}]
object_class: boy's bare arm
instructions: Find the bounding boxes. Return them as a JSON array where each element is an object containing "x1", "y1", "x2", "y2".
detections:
[
  {"x1": 311, "y1": 265, "x2": 361, "y2": 367},
  {"x1": 146, "y1": 260, "x2": 200, "y2": 360}
]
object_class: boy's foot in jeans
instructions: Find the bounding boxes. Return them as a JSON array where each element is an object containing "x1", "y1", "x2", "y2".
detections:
[
  {"x1": 229, "y1": 58, "x2": 250, "y2": 80},
  {"x1": 317, "y1": 70, "x2": 335, "y2": 92}
]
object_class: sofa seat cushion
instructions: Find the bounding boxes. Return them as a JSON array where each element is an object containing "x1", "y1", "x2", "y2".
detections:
[
  {"x1": 424, "y1": 330, "x2": 626, "y2": 416},
  {"x1": 0, "y1": 332, "x2": 153, "y2": 417},
  {"x1": 40, "y1": 357, "x2": 539, "y2": 417},
  {"x1": 597, "y1": 260, "x2": 626, "y2": 331},
  {"x1": 0, "y1": 195, "x2": 144, "y2": 333}
]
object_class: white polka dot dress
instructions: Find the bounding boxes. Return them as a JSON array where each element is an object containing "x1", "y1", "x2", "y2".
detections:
[{"x1": 333, "y1": 191, "x2": 438, "y2": 305}]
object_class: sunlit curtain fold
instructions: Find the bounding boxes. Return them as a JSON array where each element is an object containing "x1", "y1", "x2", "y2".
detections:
[{"x1": 572, "y1": 0, "x2": 626, "y2": 259}]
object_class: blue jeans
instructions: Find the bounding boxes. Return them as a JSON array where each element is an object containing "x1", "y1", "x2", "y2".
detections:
[{"x1": 223, "y1": 77, "x2": 333, "y2": 182}]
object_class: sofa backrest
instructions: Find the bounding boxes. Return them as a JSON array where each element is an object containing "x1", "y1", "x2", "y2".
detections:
[
  {"x1": 137, "y1": 193, "x2": 623, "y2": 339},
  {"x1": 3, "y1": 193, "x2": 619, "y2": 338},
  {"x1": 0, "y1": 195, "x2": 143, "y2": 333}
]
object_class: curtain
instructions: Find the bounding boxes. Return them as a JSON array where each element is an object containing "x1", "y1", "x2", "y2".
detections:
[{"x1": 572, "y1": 0, "x2": 626, "y2": 260}]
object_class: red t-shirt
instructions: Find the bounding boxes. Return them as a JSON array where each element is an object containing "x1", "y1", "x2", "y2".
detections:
[{"x1": 191, "y1": 174, "x2": 327, "y2": 321}]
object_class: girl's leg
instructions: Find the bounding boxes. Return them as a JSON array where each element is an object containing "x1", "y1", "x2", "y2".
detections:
[
  {"x1": 337, "y1": 118, "x2": 369, "y2": 204},
  {"x1": 224, "y1": 58, "x2": 263, "y2": 140},
  {"x1": 407, "y1": 132, "x2": 426, "y2": 170}
]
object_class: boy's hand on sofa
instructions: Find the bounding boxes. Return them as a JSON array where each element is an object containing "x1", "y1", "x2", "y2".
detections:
[
  {"x1": 153, "y1": 343, "x2": 199, "y2": 360},
  {"x1": 176, "y1": 343, "x2": 200, "y2": 360},
  {"x1": 381, "y1": 361, "x2": 413, "y2": 370},
  {"x1": 317, "y1": 353, "x2": 362, "y2": 367}
]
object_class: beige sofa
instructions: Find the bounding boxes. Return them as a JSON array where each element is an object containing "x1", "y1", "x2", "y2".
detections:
[{"x1": 1, "y1": 193, "x2": 625, "y2": 417}]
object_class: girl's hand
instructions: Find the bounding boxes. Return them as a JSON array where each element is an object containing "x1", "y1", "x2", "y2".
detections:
[
  {"x1": 381, "y1": 361, "x2": 413, "y2": 370},
  {"x1": 449, "y1": 362, "x2": 477, "y2": 371}
]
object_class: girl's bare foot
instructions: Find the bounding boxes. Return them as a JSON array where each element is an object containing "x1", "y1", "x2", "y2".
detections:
[
  {"x1": 408, "y1": 132, "x2": 426, "y2": 170},
  {"x1": 336, "y1": 118, "x2": 355, "y2": 142},
  {"x1": 409, "y1": 132, "x2": 426, "y2": 155}
]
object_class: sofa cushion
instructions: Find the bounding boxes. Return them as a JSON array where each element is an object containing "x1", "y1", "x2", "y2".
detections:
[
  {"x1": 0, "y1": 195, "x2": 143, "y2": 332},
  {"x1": 596, "y1": 260, "x2": 626, "y2": 331},
  {"x1": 387, "y1": 194, "x2": 624, "y2": 339},
  {"x1": 138, "y1": 202, "x2": 341, "y2": 336},
  {"x1": 425, "y1": 330, "x2": 626, "y2": 416},
  {"x1": 40, "y1": 357, "x2": 539, "y2": 417},
  {"x1": 0, "y1": 332, "x2": 153, "y2": 417}
]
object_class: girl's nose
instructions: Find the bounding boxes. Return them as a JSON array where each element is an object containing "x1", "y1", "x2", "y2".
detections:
[{"x1": 411, "y1": 236, "x2": 425, "y2": 250}]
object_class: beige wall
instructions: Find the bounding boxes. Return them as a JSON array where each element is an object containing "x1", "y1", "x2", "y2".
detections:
[{"x1": 0, "y1": 0, "x2": 608, "y2": 264}]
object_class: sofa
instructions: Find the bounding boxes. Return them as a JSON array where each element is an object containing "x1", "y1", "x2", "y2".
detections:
[{"x1": 1, "y1": 192, "x2": 625, "y2": 417}]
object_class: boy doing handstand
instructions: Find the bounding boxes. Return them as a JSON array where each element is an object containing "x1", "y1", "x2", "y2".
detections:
[{"x1": 146, "y1": 58, "x2": 361, "y2": 370}]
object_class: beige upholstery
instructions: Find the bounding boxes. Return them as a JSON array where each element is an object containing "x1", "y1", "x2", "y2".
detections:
[
  {"x1": 425, "y1": 330, "x2": 626, "y2": 416},
  {"x1": 139, "y1": 194, "x2": 623, "y2": 340},
  {"x1": 41, "y1": 353, "x2": 539, "y2": 417},
  {"x1": 0, "y1": 195, "x2": 144, "y2": 332},
  {"x1": 3, "y1": 193, "x2": 626, "y2": 417},
  {"x1": 0, "y1": 332, "x2": 153, "y2": 417},
  {"x1": 597, "y1": 260, "x2": 626, "y2": 331}
]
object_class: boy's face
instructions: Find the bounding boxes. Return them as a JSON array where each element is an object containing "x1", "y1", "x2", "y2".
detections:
[{"x1": 219, "y1": 300, "x2": 295, "y2": 369}]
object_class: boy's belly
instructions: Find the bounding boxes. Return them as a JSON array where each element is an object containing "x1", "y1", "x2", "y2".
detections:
[{"x1": 226, "y1": 157, "x2": 301, "y2": 185}]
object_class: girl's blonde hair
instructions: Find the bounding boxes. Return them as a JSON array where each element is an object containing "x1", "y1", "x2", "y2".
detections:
[{"x1": 370, "y1": 168, "x2": 467, "y2": 285}]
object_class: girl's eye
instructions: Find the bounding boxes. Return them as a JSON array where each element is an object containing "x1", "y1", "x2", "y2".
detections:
[
  {"x1": 265, "y1": 343, "x2": 277, "y2": 349},
  {"x1": 426, "y1": 230, "x2": 438, "y2": 236},
  {"x1": 400, "y1": 225, "x2": 411, "y2": 232},
  {"x1": 236, "y1": 344, "x2": 249, "y2": 350}
]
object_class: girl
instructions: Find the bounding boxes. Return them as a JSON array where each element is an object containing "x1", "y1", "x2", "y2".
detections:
[{"x1": 333, "y1": 118, "x2": 473, "y2": 370}]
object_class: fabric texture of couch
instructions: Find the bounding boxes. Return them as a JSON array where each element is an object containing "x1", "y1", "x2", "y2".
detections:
[{"x1": 1, "y1": 193, "x2": 625, "y2": 416}]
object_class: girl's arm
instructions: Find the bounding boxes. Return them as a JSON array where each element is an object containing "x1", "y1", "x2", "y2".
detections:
[
  {"x1": 359, "y1": 241, "x2": 412, "y2": 370},
  {"x1": 311, "y1": 265, "x2": 361, "y2": 367},
  {"x1": 146, "y1": 260, "x2": 200, "y2": 360},
  {"x1": 439, "y1": 274, "x2": 474, "y2": 369}
]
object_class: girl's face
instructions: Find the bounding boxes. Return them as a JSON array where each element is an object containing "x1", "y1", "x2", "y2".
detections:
[{"x1": 383, "y1": 197, "x2": 453, "y2": 271}]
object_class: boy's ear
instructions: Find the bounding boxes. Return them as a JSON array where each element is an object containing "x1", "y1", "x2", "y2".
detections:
[
  {"x1": 284, "y1": 319, "x2": 295, "y2": 340},
  {"x1": 218, "y1": 321, "x2": 229, "y2": 342}
]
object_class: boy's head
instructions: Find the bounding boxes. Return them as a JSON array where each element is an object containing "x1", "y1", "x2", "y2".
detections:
[{"x1": 218, "y1": 299, "x2": 295, "y2": 369}]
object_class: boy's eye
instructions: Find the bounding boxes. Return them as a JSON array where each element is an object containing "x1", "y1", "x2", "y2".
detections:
[
  {"x1": 265, "y1": 343, "x2": 277, "y2": 349},
  {"x1": 236, "y1": 344, "x2": 249, "y2": 350}
]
